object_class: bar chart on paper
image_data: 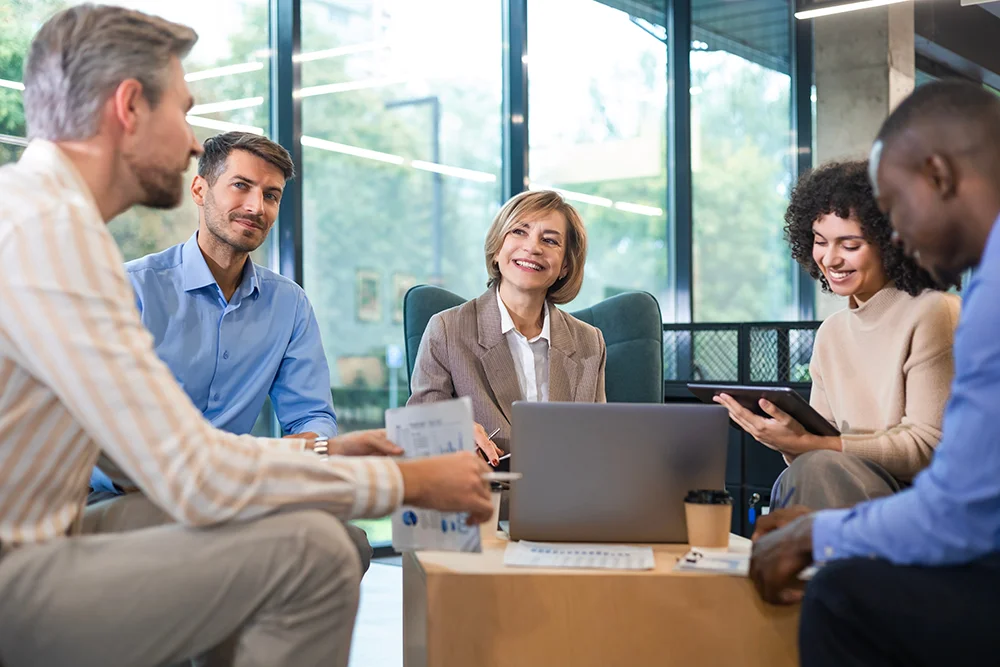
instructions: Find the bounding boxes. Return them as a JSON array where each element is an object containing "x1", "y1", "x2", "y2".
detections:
[{"x1": 388, "y1": 397, "x2": 481, "y2": 552}]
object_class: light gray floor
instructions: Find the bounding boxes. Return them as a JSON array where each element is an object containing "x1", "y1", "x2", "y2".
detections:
[{"x1": 349, "y1": 561, "x2": 403, "y2": 667}]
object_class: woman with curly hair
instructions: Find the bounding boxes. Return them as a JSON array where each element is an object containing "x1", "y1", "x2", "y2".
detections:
[{"x1": 715, "y1": 160, "x2": 960, "y2": 510}]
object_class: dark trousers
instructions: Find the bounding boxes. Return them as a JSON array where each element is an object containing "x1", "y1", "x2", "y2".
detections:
[{"x1": 800, "y1": 554, "x2": 1000, "y2": 667}]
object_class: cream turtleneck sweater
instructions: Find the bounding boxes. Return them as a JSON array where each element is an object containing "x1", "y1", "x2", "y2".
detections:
[{"x1": 809, "y1": 285, "x2": 961, "y2": 481}]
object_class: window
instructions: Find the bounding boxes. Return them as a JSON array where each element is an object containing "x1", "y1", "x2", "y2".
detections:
[
  {"x1": 0, "y1": 0, "x2": 272, "y2": 263},
  {"x1": 527, "y1": 0, "x2": 671, "y2": 314},
  {"x1": 691, "y1": 1, "x2": 797, "y2": 322},
  {"x1": 300, "y1": 0, "x2": 503, "y2": 546}
]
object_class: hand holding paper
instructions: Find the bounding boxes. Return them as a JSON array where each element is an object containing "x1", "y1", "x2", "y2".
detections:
[
  {"x1": 390, "y1": 397, "x2": 493, "y2": 552},
  {"x1": 398, "y1": 452, "x2": 493, "y2": 523}
]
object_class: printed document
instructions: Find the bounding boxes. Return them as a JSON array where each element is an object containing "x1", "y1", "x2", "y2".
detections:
[
  {"x1": 389, "y1": 397, "x2": 482, "y2": 553},
  {"x1": 504, "y1": 541, "x2": 656, "y2": 570}
]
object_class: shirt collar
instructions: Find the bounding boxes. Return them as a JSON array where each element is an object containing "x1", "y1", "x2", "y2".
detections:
[
  {"x1": 180, "y1": 232, "x2": 260, "y2": 298},
  {"x1": 496, "y1": 288, "x2": 550, "y2": 343},
  {"x1": 19, "y1": 140, "x2": 102, "y2": 224}
]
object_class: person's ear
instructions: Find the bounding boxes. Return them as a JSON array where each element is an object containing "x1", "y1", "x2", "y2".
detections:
[
  {"x1": 190, "y1": 174, "x2": 208, "y2": 206},
  {"x1": 110, "y1": 79, "x2": 146, "y2": 136},
  {"x1": 925, "y1": 154, "x2": 957, "y2": 201}
]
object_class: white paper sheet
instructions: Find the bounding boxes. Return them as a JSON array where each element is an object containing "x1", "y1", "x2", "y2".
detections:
[
  {"x1": 503, "y1": 541, "x2": 656, "y2": 570},
  {"x1": 673, "y1": 549, "x2": 819, "y2": 580},
  {"x1": 673, "y1": 549, "x2": 750, "y2": 576},
  {"x1": 389, "y1": 397, "x2": 482, "y2": 553}
]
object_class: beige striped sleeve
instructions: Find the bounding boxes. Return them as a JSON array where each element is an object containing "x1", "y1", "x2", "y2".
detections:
[{"x1": 0, "y1": 203, "x2": 403, "y2": 526}]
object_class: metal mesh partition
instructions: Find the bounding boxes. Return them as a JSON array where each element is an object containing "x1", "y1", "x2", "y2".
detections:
[
  {"x1": 748, "y1": 324, "x2": 817, "y2": 384},
  {"x1": 663, "y1": 322, "x2": 819, "y2": 387},
  {"x1": 663, "y1": 325, "x2": 740, "y2": 383}
]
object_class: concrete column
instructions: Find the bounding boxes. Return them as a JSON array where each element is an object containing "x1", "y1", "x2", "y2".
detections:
[{"x1": 812, "y1": 5, "x2": 915, "y2": 318}]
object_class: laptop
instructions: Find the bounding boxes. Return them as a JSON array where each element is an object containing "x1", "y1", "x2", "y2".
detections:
[{"x1": 508, "y1": 402, "x2": 729, "y2": 543}]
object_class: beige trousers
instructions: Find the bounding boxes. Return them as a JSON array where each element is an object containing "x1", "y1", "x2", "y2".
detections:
[{"x1": 0, "y1": 507, "x2": 362, "y2": 667}]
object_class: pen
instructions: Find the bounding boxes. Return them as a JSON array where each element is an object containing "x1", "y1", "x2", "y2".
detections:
[
  {"x1": 487, "y1": 426, "x2": 501, "y2": 440},
  {"x1": 482, "y1": 472, "x2": 522, "y2": 482}
]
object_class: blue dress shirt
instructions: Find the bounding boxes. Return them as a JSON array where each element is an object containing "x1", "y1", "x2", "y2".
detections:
[
  {"x1": 812, "y1": 215, "x2": 1000, "y2": 566},
  {"x1": 91, "y1": 233, "x2": 337, "y2": 493}
]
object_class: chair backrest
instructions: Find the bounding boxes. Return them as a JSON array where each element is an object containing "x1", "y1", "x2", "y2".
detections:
[
  {"x1": 403, "y1": 285, "x2": 466, "y2": 394},
  {"x1": 570, "y1": 291, "x2": 663, "y2": 403},
  {"x1": 403, "y1": 285, "x2": 663, "y2": 402}
]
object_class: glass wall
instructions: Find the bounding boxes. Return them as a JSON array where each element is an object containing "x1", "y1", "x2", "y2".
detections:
[
  {"x1": 0, "y1": 0, "x2": 272, "y2": 263},
  {"x1": 2, "y1": 0, "x2": 818, "y2": 547},
  {"x1": 691, "y1": 0, "x2": 797, "y2": 322},
  {"x1": 300, "y1": 0, "x2": 503, "y2": 545},
  {"x1": 527, "y1": 0, "x2": 670, "y2": 314}
]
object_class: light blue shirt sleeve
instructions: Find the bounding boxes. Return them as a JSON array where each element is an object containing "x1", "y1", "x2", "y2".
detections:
[
  {"x1": 270, "y1": 292, "x2": 338, "y2": 439},
  {"x1": 812, "y1": 225, "x2": 1000, "y2": 565}
]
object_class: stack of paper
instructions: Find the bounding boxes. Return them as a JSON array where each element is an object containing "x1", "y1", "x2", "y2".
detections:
[{"x1": 504, "y1": 541, "x2": 656, "y2": 570}]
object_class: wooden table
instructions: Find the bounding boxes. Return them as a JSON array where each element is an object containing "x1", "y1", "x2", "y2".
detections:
[{"x1": 403, "y1": 533, "x2": 799, "y2": 667}]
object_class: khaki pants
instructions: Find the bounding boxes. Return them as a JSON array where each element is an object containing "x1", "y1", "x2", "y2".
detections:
[
  {"x1": 0, "y1": 509, "x2": 362, "y2": 667},
  {"x1": 84, "y1": 492, "x2": 374, "y2": 574}
]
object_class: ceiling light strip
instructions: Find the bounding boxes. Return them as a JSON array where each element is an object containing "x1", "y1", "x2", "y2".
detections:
[
  {"x1": 188, "y1": 96, "x2": 265, "y2": 115},
  {"x1": 301, "y1": 135, "x2": 405, "y2": 165},
  {"x1": 0, "y1": 133, "x2": 29, "y2": 147},
  {"x1": 294, "y1": 41, "x2": 387, "y2": 63},
  {"x1": 186, "y1": 115, "x2": 264, "y2": 135},
  {"x1": 795, "y1": 0, "x2": 911, "y2": 20},
  {"x1": 411, "y1": 160, "x2": 496, "y2": 183},
  {"x1": 294, "y1": 77, "x2": 407, "y2": 99},
  {"x1": 185, "y1": 62, "x2": 264, "y2": 82}
]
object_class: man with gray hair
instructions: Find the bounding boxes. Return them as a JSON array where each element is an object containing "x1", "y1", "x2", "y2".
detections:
[{"x1": 0, "y1": 6, "x2": 493, "y2": 667}]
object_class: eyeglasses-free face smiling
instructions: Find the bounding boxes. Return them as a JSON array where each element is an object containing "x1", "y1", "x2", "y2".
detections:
[
  {"x1": 494, "y1": 210, "x2": 569, "y2": 297},
  {"x1": 812, "y1": 212, "x2": 889, "y2": 303}
]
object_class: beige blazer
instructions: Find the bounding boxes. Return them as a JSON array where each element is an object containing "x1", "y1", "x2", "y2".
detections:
[{"x1": 408, "y1": 289, "x2": 606, "y2": 453}]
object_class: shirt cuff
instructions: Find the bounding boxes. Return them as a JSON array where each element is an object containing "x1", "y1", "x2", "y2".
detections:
[
  {"x1": 812, "y1": 508, "x2": 852, "y2": 563},
  {"x1": 295, "y1": 419, "x2": 338, "y2": 439},
  {"x1": 348, "y1": 458, "x2": 405, "y2": 519}
]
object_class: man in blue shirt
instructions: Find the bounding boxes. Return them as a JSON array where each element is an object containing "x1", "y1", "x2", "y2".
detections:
[
  {"x1": 89, "y1": 132, "x2": 399, "y2": 569},
  {"x1": 748, "y1": 80, "x2": 1000, "y2": 665}
]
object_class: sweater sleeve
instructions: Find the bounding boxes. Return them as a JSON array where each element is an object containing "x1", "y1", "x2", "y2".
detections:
[{"x1": 839, "y1": 297, "x2": 959, "y2": 481}]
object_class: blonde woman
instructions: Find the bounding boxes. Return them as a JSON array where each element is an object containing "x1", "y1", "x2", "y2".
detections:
[{"x1": 408, "y1": 190, "x2": 607, "y2": 464}]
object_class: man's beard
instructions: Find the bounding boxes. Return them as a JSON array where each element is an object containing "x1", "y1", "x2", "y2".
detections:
[
  {"x1": 204, "y1": 198, "x2": 266, "y2": 254},
  {"x1": 126, "y1": 153, "x2": 185, "y2": 210}
]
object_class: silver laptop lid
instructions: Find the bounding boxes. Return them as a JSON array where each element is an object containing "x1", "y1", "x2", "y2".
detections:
[{"x1": 509, "y1": 402, "x2": 728, "y2": 543}]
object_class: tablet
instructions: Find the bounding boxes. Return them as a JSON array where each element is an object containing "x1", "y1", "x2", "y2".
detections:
[{"x1": 686, "y1": 383, "x2": 840, "y2": 437}]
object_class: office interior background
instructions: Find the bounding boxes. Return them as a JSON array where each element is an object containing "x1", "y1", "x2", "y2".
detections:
[{"x1": 2, "y1": 0, "x2": 998, "y2": 549}]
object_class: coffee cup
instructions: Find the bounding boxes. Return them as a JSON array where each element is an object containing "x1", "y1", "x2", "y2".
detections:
[{"x1": 684, "y1": 489, "x2": 732, "y2": 549}]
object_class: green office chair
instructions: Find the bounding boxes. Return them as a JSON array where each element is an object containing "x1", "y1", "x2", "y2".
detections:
[
  {"x1": 403, "y1": 285, "x2": 466, "y2": 394},
  {"x1": 403, "y1": 285, "x2": 663, "y2": 402},
  {"x1": 570, "y1": 291, "x2": 663, "y2": 403}
]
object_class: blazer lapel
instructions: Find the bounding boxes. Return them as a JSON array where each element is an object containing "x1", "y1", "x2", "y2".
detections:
[
  {"x1": 548, "y1": 306, "x2": 580, "y2": 402},
  {"x1": 476, "y1": 290, "x2": 522, "y2": 425}
]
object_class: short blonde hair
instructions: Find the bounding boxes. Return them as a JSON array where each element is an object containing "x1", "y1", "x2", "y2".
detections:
[{"x1": 484, "y1": 190, "x2": 588, "y2": 305}]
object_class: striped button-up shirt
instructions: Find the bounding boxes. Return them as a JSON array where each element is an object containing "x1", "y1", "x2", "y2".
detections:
[{"x1": 0, "y1": 140, "x2": 403, "y2": 545}]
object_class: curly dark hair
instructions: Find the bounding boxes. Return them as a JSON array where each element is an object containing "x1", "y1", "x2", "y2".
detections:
[{"x1": 784, "y1": 160, "x2": 957, "y2": 296}]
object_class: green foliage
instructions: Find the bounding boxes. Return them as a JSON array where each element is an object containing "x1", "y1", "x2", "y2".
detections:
[{"x1": 691, "y1": 54, "x2": 794, "y2": 322}]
